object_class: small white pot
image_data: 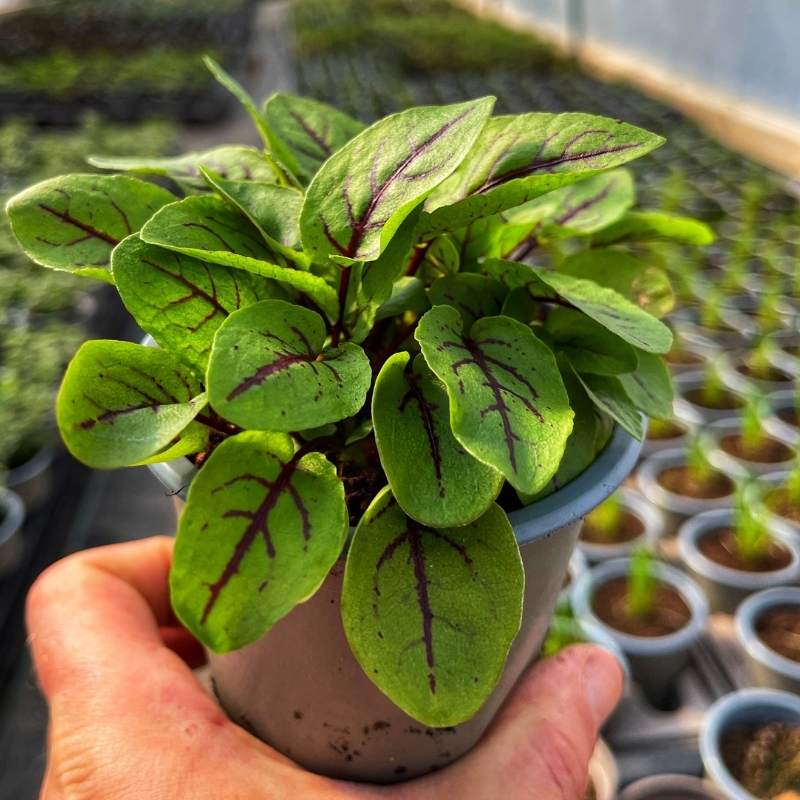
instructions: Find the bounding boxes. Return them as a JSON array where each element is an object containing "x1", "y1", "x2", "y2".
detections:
[
  {"x1": 674, "y1": 370, "x2": 746, "y2": 425},
  {"x1": 753, "y1": 469, "x2": 800, "y2": 538},
  {"x1": 763, "y1": 388, "x2": 799, "y2": 446},
  {"x1": 708, "y1": 416, "x2": 796, "y2": 478},
  {"x1": 0, "y1": 488, "x2": 25, "y2": 578}
]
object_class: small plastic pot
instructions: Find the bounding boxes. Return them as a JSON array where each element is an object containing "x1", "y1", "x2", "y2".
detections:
[
  {"x1": 588, "y1": 738, "x2": 619, "y2": 800},
  {"x1": 674, "y1": 370, "x2": 746, "y2": 425},
  {"x1": 637, "y1": 447, "x2": 734, "y2": 537},
  {"x1": 558, "y1": 547, "x2": 589, "y2": 609},
  {"x1": 664, "y1": 331, "x2": 719, "y2": 376},
  {"x1": 735, "y1": 587, "x2": 800, "y2": 693},
  {"x1": 700, "y1": 689, "x2": 800, "y2": 800},
  {"x1": 670, "y1": 306, "x2": 754, "y2": 351},
  {"x1": 619, "y1": 774, "x2": 725, "y2": 799},
  {"x1": 763, "y1": 388, "x2": 799, "y2": 446},
  {"x1": 577, "y1": 487, "x2": 664, "y2": 563},
  {"x1": 6, "y1": 444, "x2": 54, "y2": 512},
  {"x1": 641, "y1": 400, "x2": 701, "y2": 459},
  {"x1": 721, "y1": 292, "x2": 797, "y2": 332},
  {"x1": 767, "y1": 330, "x2": 800, "y2": 374},
  {"x1": 753, "y1": 469, "x2": 800, "y2": 537},
  {"x1": 0, "y1": 488, "x2": 25, "y2": 578},
  {"x1": 708, "y1": 416, "x2": 796, "y2": 477},
  {"x1": 571, "y1": 558, "x2": 708, "y2": 706},
  {"x1": 677, "y1": 508, "x2": 800, "y2": 614},
  {"x1": 719, "y1": 351, "x2": 795, "y2": 396}
]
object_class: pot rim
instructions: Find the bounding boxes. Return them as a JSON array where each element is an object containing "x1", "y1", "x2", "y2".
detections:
[
  {"x1": 708, "y1": 416, "x2": 796, "y2": 476},
  {"x1": 677, "y1": 508, "x2": 800, "y2": 589},
  {"x1": 673, "y1": 369, "x2": 745, "y2": 418},
  {"x1": 570, "y1": 557, "x2": 709, "y2": 656},
  {"x1": 148, "y1": 417, "x2": 642, "y2": 547},
  {"x1": 6, "y1": 443, "x2": 54, "y2": 488},
  {"x1": 700, "y1": 688, "x2": 800, "y2": 800},
  {"x1": 619, "y1": 773, "x2": 725, "y2": 800},
  {"x1": 735, "y1": 587, "x2": 800, "y2": 680},
  {"x1": 0, "y1": 488, "x2": 25, "y2": 546}
]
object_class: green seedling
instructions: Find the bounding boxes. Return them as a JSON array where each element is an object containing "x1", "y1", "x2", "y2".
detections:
[
  {"x1": 585, "y1": 492, "x2": 624, "y2": 541},
  {"x1": 733, "y1": 480, "x2": 771, "y2": 563},
  {"x1": 627, "y1": 547, "x2": 657, "y2": 619},
  {"x1": 740, "y1": 393, "x2": 768, "y2": 453},
  {"x1": 686, "y1": 432, "x2": 717, "y2": 485}
]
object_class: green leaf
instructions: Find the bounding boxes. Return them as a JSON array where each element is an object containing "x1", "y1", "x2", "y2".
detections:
[
  {"x1": 6, "y1": 174, "x2": 174, "y2": 277},
  {"x1": 372, "y1": 352, "x2": 504, "y2": 526},
  {"x1": 56, "y1": 340, "x2": 205, "y2": 469},
  {"x1": 422, "y1": 113, "x2": 664, "y2": 234},
  {"x1": 416, "y1": 305, "x2": 573, "y2": 494},
  {"x1": 263, "y1": 92, "x2": 366, "y2": 184},
  {"x1": 375, "y1": 276, "x2": 429, "y2": 322},
  {"x1": 427, "y1": 273, "x2": 506, "y2": 327},
  {"x1": 134, "y1": 421, "x2": 211, "y2": 466},
  {"x1": 207, "y1": 299, "x2": 372, "y2": 431},
  {"x1": 544, "y1": 308, "x2": 638, "y2": 376},
  {"x1": 201, "y1": 169, "x2": 308, "y2": 268},
  {"x1": 591, "y1": 210, "x2": 715, "y2": 246},
  {"x1": 618, "y1": 350, "x2": 674, "y2": 420},
  {"x1": 300, "y1": 97, "x2": 495, "y2": 263},
  {"x1": 535, "y1": 270, "x2": 673, "y2": 353},
  {"x1": 139, "y1": 195, "x2": 339, "y2": 318},
  {"x1": 341, "y1": 488, "x2": 523, "y2": 727},
  {"x1": 89, "y1": 145, "x2": 281, "y2": 190},
  {"x1": 111, "y1": 235, "x2": 285, "y2": 372},
  {"x1": 455, "y1": 213, "x2": 536, "y2": 268},
  {"x1": 417, "y1": 234, "x2": 460, "y2": 283},
  {"x1": 574, "y1": 369, "x2": 644, "y2": 440},
  {"x1": 171, "y1": 431, "x2": 347, "y2": 653},
  {"x1": 558, "y1": 248, "x2": 674, "y2": 318}
]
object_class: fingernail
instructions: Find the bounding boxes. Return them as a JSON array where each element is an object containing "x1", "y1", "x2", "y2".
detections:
[{"x1": 582, "y1": 647, "x2": 623, "y2": 726}]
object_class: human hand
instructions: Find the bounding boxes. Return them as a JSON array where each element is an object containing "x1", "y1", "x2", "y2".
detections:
[{"x1": 27, "y1": 536, "x2": 623, "y2": 800}]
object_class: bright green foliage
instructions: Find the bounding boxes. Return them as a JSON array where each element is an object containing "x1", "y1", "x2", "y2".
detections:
[
  {"x1": 590, "y1": 210, "x2": 715, "y2": 246},
  {"x1": 741, "y1": 393, "x2": 768, "y2": 452},
  {"x1": 686, "y1": 434, "x2": 717, "y2": 485},
  {"x1": 627, "y1": 548, "x2": 656, "y2": 618},
  {"x1": 733, "y1": 481, "x2": 771, "y2": 562},
  {"x1": 586, "y1": 493, "x2": 624, "y2": 541},
  {"x1": 787, "y1": 460, "x2": 800, "y2": 505},
  {"x1": 5, "y1": 65, "x2": 702, "y2": 726},
  {"x1": 341, "y1": 488, "x2": 523, "y2": 726}
]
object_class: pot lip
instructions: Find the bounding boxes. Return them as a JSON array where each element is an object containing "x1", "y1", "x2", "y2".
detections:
[
  {"x1": 677, "y1": 508, "x2": 800, "y2": 589},
  {"x1": 673, "y1": 369, "x2": 745, "y2": 417},
  {"x1": 735, "y1": 587, "x2": 800, "y2": 680},
  {"x1": 6, "y1": 443, "x2": 54, "y2": 487},
  {"x1": 578, "y1": 487, "x2": 664, "y2": 562},
  {"x1": 700, "y1": 688, "x2": 800, "y2": 800},
  {"x1": 570, "y1": 557, "x2": 709, "y2": 656},
  {"x1": 148, "y1": 413, "x2": 642, "y2": 546},
  {"x1": 619, "y1": 773, "x2": 725, "y2": 800},
  {"x1": 708, "y1": 416, "x2": 797, "y2": 475},
  {"x1": 637, "y1": 447, "x2": 733, "y2": 515},
  {"x1": 0, "y1": 488, "x2": 25, "y2": 545}
]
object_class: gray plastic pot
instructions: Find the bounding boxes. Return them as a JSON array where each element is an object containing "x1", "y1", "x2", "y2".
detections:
[
  {"x1": 558, "y1": 546, "x2": 588, "y2": 609},
  {"x1": 0, "y1": 488, "x2": 25, "y2": 578},
  {"x1": 149, "y1": 426, "x2": 641, "y2": 783},
  {"x1": 674, "y1": 370, "x2": 746, "y2": 425},
  {"x1": 577, "y1": 487, "x2": 664, "y2": 563},
  {"x1": 641, "y1": 399, "x2": 701, "y2": 459},
  {"x1": 753, "y1": 469, "x2": 800, "y2": 538},
  {"x1": 735, "y1": 587, "x2": 800, "y2": 693},
  {"x1": 677, "y1": 508, "x2": 800, "y2": 614},
  {"x1": 665, "y1": 330, "x2": 719, "y2": 376},
  {"x1": 763, "y1": 388, "x2": 799, "y2": 446},
  {"x1": 7, "y1": 445, "x2": 54, "y2": 511},
  {"x1": 767, "y1": 331, "x2": 800, "y2": 375},
  {"x1": 637, "y1": 447, "x2": 734, "y2": 537},
  {"x1": 718, "y1": 351, "x2": 795, "y2": 396},
  {"x1": 700, "y1": 689, "x2": 800, "y2": 800},
  {"x1": 619, "y1": 774, "x2": 725, "y2": 800},
  {"x1": 571, "y1": 558, "x2": 708, "y2": 707},
  {"x1": 708, "y1": 416, "x2": 796, "y2": 478}
]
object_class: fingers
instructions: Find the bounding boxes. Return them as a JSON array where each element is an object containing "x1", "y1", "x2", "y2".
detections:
[{"x1": 418, "y1": 644, "x2": 622, "y2": 800}]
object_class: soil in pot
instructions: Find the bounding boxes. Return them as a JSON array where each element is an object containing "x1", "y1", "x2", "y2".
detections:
[
  {"x1": 721, "y1": 722, "x2": 800, "y2": 799},
  {"x1": 684, "y1": 386, "x2": 744, "y2": 412},
  {"x1": 697, "y1": 528, "x2": 793, "y2": 573},
  {"x1": 765, "y1": 489, "x2": 800, "y2": 526},
  {"x1": 777, "y1": 408, "x2": 799, "y2": 428},
  {"x1": 756, "y1": 605, "x2": 800, "y2": 664},
  {"x1": 736, "y1": 362, "x2": 794, "y2": 385},
  {"x1": 658, "y1": 464, "x2": 733, "y2": 500},
  {"x1": 666, "y1": 348, "x2": 705, "y2": 368},
  {"x1": 719, "y1": 433, "x2": 794, "y2": 464},
  {"x1": 647, "y1": 418, "x2": 688, "y2": 443},
  {"x1": 581, "y1": 509, "x2": 644, "y2": 546},
  {"x1": 591, "y1": 576, "x2": 691, "y2": 637}
]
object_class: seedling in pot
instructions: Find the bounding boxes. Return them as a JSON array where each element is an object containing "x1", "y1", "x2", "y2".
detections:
[
  {"x1": 733, "y1": 482, "x2": 773, "y2": 565},
  {"x1": 718, "y1": 393, "x2": 795, "y2": 466},
  {"x1": 699, "y1": 288, "x2": 731, "y2": 332},
  {"x1": 659, "y1": 433, "x2": 734, "y2": 500},
  {"x1": 5, "y1": 58, "x2": 680, "y2": 728},
  {"x1": 647, "y1": 414, "x2": 688, "y2": 443},
  {"x1": 762, "y1": 460, "x2": 800, "y2": 527},
  {"x1": 736, "y1": 336, "x2": 791, "y2": 385},
  {"x1": 627, "y1": 547, "x2": 657, "y2": 619},
  {"x1": 685, "y1": 364, "x2": 744, "y2": 413}
]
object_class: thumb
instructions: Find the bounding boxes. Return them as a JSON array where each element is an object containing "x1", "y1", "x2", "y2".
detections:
[{"x1": 422, "y1": 644, "x2": 623, "y2": 800}]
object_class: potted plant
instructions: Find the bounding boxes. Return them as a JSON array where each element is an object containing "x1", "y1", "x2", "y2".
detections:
[
  {"x1": 764, "y1": 389, "x2": 799, "y2": 446},
  {"x1": 709, "y1": 394, "x2": 796, "y2": 477},
  {"x1": 675, "y1": 365, "x2": 746, "y2": 424},
  {"x1": 0, "y1": 486, "x2": 25, "y2": 578},
  {"x1": 571, "y1": 550, "x2": 708, "y2": 706},
  {"x1": 755, "y1": 464, "x2": 800, "y2": 535},
  {"x1": 723, "y1": 336, "x2": 794, "y2": 395},
  {"x1": 736, "y1": 587, "x2": 800, "y2": 693},
  {"x1": 663, "y1": 329, "x2": 717, "y2": 375},
  {"x1": 7, "y1": 61, "x2": 679, "y2": 781},
  {"x1": 700, "y1": 689, "x2": 800, "y2": 800},
  {"x1": 678, "y1": 489, "x2": 800, "y2": 614},
  {"x1": 637, "y1": 434, "x2": 735, "y2": 536},
  {"x1": 641, "y1": 399, "x2": 700, "y2": 458},
  {"x1": 577, "y1": 487, "x2": 663, "y2": 562}
]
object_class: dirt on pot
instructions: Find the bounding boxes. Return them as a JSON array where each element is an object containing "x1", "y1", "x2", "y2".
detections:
[
  {"x1": 756, "y1": 605, "x2": 800, "y2": 664},
  {"x1": 685, "y1": 387, "x2": 744, "y2": 412},
  {"x1": 591, "y1": 576, "x2": 691, "y2": 637},
  {"x1": 698, "y1": 528, "x2": 793, "y2": 572},
  {"x1": 581, "y1": 510, "x2": 644, "y2": 545},
  {"x1": 765, "y1": 489, "x2": 800, "y2": 525},
  {"x1": 657, "y1": 465, "x2": 733, "y2": 500},
  {"x1": 721, "y1": 722, "x2": 800, "y2": 799}
]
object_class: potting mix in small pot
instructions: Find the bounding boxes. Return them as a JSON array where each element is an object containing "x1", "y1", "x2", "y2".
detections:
[
  {"x1": 6, "y1": 57, "x2": 711, "y2": 779},
  {"x1": 658, "y1": 434, "x2": 734, "y2": 504},
  {"x1": 679, "y1": 364, "x2": 746, "y2": 420}
]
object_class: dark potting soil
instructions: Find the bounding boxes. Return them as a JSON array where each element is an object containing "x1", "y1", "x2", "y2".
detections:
[
  {"x1": 698, "y1": 528, "x2": 793, "y2": 573},
  {"x1": 721, "y1": 722, "x2": 800, "y2": 799},
  {"x1": 657, "y1": 465, "x2": 733, "y2": 499},
  {"x1": 684, "y1": 387, "x2": 744, "y2": 411},
  {"x1": 756, "y1": 604, "x2": 800, "y2": 663},
  {"x1": 647, "y1": 420, "x2": 687, "y2": 441},
  {"x1": 720, "y1": 433, "x2": 794, "y2": 464},
  {"x1": 581, "y1": 509, "x2": 644, "y2": 545},
  {"x1": 765, "y1": 488, "x2": 800, "y2": 525},
  {"x1": 592, "y1": 576, "x2": 691, "y2": 637},
  {"x1": 736, "y1": 363, "x2": 793, "y2": 384},
  {"x1": 666, "y1": 348, "x2": 705, "y2": 367},
  {"x1": 777, "y1": 408, "x2": 799, "y2": 428}
]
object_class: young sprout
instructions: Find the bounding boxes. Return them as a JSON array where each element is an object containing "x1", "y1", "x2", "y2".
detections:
[
  {"x1": 740, "y1": 392, "x2": 767, "y2": 453},
  {"x1": 659, "y1": 168, "x2": 689, "y2": 214},
  {"x1": 756, "y1": 282, "x2": 782, "y2": 328},
  {"x1": 733, "y1": 480, "x2": 770, "y2": 562},
  {"x1": 700, "y1": 363, "x2": 728, "y2": 407},
  {"x1": 686, "y1": 432, "x2": 716, "y2": 485},
  {"x1": 745, "y1": 336, "x2": 774, "y2": 378},
  {"x1": 627, "y1": 547, "x2": 657, "y2": 619},
  {"x1": 699, "y1": 287, "x2": 726, "y2": 329},
  {"x1": 542, "y1": 611, "x2": 586, "y2": 658},
  {"x1": 585, "y1": 492, "x2": 623, "y2": 541},
  {"x1": 787, "y1": 459, "x2": 800, "y2": 507}
]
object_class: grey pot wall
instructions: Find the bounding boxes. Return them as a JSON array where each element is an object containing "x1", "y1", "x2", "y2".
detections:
[
  {"x1": 708, "y1": 416, "x2": 796, "y2": 478},
  {"x1": 674, "y1": 370, "x2": 746, "y2": 425},
  {"x1": 763, "y1": 389, "x2": 799, "y2": 446},
  {"x1": 735, "y1": 587, "x2": 800, "y2": 693},
  {"x1": 150, "y1": 425, "x2": 641, "y2": 783},
  {"x1": 0, "y1": 488, "x2": 25, "y2": 578},
  {"x1": 754, "y1": 469, "x2": 800, "y2": 538},
  {"x1": 7, "y1": 446, "x2": 53, "y2": 511}
]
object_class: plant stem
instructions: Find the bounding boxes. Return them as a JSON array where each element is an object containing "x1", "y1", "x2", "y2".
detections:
[
  {"x1": 330, "y1": 266, "x2": 352, "y2": 347},
  {"x1": 195, "y1": 413, "x2": 239, "y2": 437},
  {"x1": 405, "y1": 241, "x2": 431, "y2": 277}
]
